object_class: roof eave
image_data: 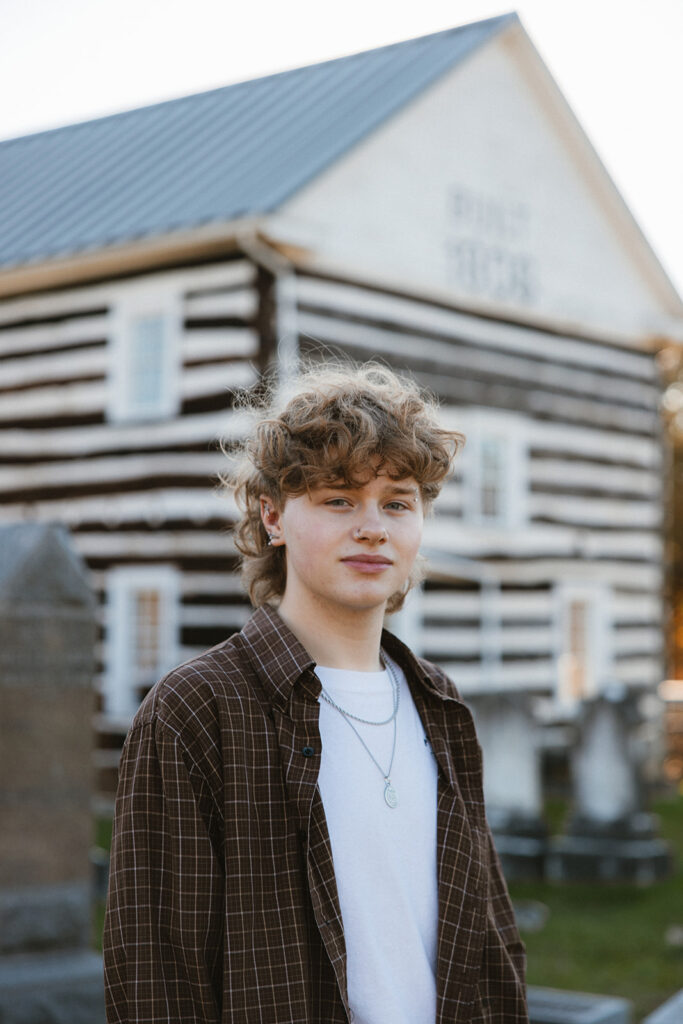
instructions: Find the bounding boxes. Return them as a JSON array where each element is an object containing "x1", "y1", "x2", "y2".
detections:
[{"x1": 0, "y1": 216, "x2": 268, "y2": 299}]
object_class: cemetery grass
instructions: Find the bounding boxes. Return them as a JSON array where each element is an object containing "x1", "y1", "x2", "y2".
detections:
[
  {"x1": 92, "y1": 794, "x2": 683, "y2": 1019},
  {"x1": 508, "y1": 791, "x2": 683, "y2": 1021}
]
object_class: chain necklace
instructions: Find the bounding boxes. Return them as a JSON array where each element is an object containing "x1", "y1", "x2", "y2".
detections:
[
  {"x1": 319, "y1": 654, "x2": 400, "y2": 725},
  {"x1": 319, "y1": 653, "x2": 400, "y2": 809}
]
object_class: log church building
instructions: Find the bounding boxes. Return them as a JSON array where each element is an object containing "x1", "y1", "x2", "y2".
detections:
[{"x1": 1, "y1": 13, "x2": 681, "y2": 800}]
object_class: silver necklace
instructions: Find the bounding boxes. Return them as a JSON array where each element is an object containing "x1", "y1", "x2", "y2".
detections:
[
  {"x1": 319, "y1": 654, "x2": 401, "y2": 809},
  {"x1": 319, "y1": 655, "x2": 400, "y2": 725}
]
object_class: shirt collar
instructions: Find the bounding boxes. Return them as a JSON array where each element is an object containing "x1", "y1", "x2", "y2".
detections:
[
  {"x1": 240, "y1": 603, "x2": 463, "y2": 711},
  {"x1": 240, "y1": 604, "x2": 318, "y2": 711},
  {"x1": 380, "y1": 627, "x2": 465, "y2": 704}
]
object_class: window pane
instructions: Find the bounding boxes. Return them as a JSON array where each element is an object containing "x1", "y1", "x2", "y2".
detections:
[
  {"x1": 480, "y1": 436, "x2": 503, "y2": 519},
  {"x1": 567, "y1": 599, "x2": 588, "y2": 700},
  {"x1": 131, "y1": 588, "x2": 161, "y2": 683},
  {"x1": 130, "y1": 315, "x2": 165, "y2": 409}
]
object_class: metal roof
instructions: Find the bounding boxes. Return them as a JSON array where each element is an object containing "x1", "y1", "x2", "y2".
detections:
[{"x1": 0, "y1": 13, "x2": 515, "y2": 270}]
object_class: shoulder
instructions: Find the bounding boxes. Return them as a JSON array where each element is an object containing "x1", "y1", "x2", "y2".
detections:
[
  {"x1": 413, "y1": 655, "x2": 464, "y2": 701},
  {"x1": 131, "y1": 630, "x2": 259, "y2": 745}
]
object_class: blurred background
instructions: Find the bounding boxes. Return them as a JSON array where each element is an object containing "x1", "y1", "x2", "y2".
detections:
[{"x1": 0, "y1": 2, "x2": 682, "y2": 1022}]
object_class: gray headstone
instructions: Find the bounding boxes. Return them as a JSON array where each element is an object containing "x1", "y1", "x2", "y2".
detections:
[
  {"x1": 528, "y1": 985, "x2": 633, "y2": 1024},
  {"x1": 0, "y1": 524, "x2": 104, "y2": 1022},
  {"x1": 548, "y1": 691, "x2": 672, "y2": 883},
  {"x1": 641, "y1": 989, "x2": 683, "y2": 1024},
  {"x1": 572, "y1": 692, "x2": 639, "y2": 827},
  {"x1": 467, "y1": 693, "x2": 547, "y2": 879}
]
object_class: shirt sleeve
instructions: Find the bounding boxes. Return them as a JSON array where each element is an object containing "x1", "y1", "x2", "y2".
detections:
[
  {"x1": 103, "y1": 715, "x2": 224, "y2": 1023},
  {"x1": 486, "y1": 825, "x2": 527, "y2": 990}
]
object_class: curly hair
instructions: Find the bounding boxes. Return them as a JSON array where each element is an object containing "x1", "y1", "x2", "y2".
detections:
[{"x1": 222, "y1": 361, "x2": 465, "y2": 612}]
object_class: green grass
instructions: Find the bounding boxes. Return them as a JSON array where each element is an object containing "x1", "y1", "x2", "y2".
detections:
[
  {"x1": 93, "y1": 794, "x2": 683, "y2": 1019},
  {"x1": 509, "y1": 793, "x2": 683, "y2": 1021}
]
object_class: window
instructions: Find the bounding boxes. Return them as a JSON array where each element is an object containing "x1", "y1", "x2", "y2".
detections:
[
  {"x1": 460, "y1": 410, "x2": 527, "y2": 527},
  {"x1": 105, "y1": 566, "x2": 180, "y2": 718},
  {"x1": 108, "y1": 286, "x2": 181, "y2": 422},
  {"x1": 554, "y1": 583, "x2": 612, "y2": 708}
]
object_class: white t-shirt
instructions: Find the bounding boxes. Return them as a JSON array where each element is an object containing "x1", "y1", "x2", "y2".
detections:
[{"x1": 316, "y1": 656, "x2": 439, "y2": 1024}]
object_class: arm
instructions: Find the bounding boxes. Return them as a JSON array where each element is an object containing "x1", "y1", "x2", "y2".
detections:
[
  {"x1": 474, "y1": 827, "x2": 529, "y2": 1021},
  {"x1": 486, "y1": 828, "x2": 526, "y2": 987},
  {"x1": 103, "y1": 716, "x2": 224, "y2": 1023}
]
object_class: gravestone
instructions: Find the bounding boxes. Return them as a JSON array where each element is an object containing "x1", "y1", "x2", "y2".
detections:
[
  {"x1": 527, "y1": 985, "x2": 633, "y2": 1024},
  {"x1": 467, "y1": 693, "x2": 547, "y2": 879},
  {"x1": 547, "y1": 689, "x2": 672, "y2": 884},
  {"x1": 0, "y1": 523, "x2": 105, "y2": 1023},
  {"x1": 642, "y1": 988, "x2": 683, "y2": 1023}
]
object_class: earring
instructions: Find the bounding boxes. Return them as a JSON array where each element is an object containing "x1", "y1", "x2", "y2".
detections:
[{"x1": 267, "y1": 533, "x2": 273, "y2": 546}]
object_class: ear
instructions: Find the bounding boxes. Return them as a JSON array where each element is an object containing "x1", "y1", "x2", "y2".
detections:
[{"x1": 259, "y1": 495, "x2": 285, "y2": 547}]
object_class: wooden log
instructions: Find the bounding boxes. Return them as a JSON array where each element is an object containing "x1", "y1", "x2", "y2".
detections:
[
  {"x1": 0, "y1": 488, "x2": 236, "y2": 525},
  {"x1": 184, "y1": 291, "x2": 258, "y2": 320},
  {"x1": 478, "y1": 559, "x2": 661, "y2": 589},
  {"x1": 304, "y1": 338, "x2": 658, "y2": 434},
  {"x1": 0, "y1": 315, "x2": 109, "y2": 357},
  {"x1": 0, "y1": 453, "x2": 226, "y2": 491},
  {"x1": 0, "y1": 346, "x2": 107, "y2": 390},
  {"x1": 527, "y1": 493, "x2": 661, "y2": 528},
  {"x1": 297, "y1": 311, "x2": 658, "y2": 409},
  {"x1": 433, "y1": 659, "x2": 555, "y2": 690},
  {"x1": 0, "y1": 260, "x2": 256, "y2": 325},
  {"x1": 613, "y1": 628, "x2": 662, "y2": 655},
  {"x1": 180, "y1": 605, "x2": 252, "y2": 628},
  {"x1": 528, "y1": 459, "x2": 660, "y2": 495},
  {"x1": 425, "y1": 520, "x2": 662, "y2": 560},
  {"x1": 295, "y1": 276, "x2": 656, "y2": 380},
  {"x1": 0, "y1": 409, "x2": 248, "y2": 456},
  {"x1": 181, "y1": 327, "x2": 259, "y2": 363},
  {"x1": 422, "y1": 625, "x2": 554, "y2": 655},
  {"x1": 71, "y1": 531, "x2": 237, "y2": 558}
]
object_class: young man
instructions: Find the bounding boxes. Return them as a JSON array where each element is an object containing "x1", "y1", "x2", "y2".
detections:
[{"x1": 103, "y1": 363, "x2": 528, "y2": 1023}]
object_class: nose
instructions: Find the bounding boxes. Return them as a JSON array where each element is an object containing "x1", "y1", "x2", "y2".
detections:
[{"x1": 353, "y1": 506, "x2": 387, "y2": 544}]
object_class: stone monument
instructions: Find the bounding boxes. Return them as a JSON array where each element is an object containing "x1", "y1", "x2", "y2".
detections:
[
  {"x1": 467, "y1": 693, "x2": 548, "y2": 880},
  {"x1": 0, "y1": 523, "x2": 105, "y2": 1023},
  {"x1": 642, "y1": 988, "x2": 683, "y2": 1024},
  {"x1": 547, "y1": 688, "x2": 672, "y2": 884}
]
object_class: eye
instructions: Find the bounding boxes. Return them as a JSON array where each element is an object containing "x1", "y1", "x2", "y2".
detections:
[
  {"x1": 385, "y1": 500, "x2": 409, "y2": 511},
  {"x1": 325, "y1": 497, "x2": 351, "y2": 507}
]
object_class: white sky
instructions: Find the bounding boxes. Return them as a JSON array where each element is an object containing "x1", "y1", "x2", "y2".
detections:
[{"x1": 1, "y1": 0, "x2": 681, "y2": 296}]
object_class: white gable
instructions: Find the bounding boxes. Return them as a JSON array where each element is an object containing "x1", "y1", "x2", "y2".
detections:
[{"x1": 274, "y1": 23, "x2": 681, "y2": 346}]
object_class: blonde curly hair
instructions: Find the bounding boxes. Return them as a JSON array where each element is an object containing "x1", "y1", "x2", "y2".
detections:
[{"x1": 223, "y1": 361, "x2": 464, "y2": 612}]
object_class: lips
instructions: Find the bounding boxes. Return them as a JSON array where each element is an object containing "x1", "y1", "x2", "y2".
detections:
[
  {"x1": 341, "y1": 554, "x2": 392, "y2": 564},
  {"x1": 340, "y1": 554, "x2": 393, "y2": 572}
]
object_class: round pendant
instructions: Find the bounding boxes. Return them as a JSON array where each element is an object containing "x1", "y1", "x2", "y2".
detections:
[{"x1": 384, "y1": 782, "x2": 398, "y2": 809}]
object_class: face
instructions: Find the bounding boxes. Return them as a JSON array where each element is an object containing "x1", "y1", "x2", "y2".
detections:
[{"x1": 261, "y1": 473, "x2": 424, "y2": 619}]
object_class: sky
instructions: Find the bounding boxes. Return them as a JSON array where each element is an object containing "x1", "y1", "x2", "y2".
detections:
[{"x1": 1, "y1": 0, "x2": 681, "y2": 296}]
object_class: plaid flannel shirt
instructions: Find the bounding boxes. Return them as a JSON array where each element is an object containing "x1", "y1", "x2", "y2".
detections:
[{"x1": 103, "y1": 604, "x2": 528, "y2": 1023}]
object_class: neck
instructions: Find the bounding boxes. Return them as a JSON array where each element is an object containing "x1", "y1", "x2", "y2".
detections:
[{"x1": 277, "y1": 591, "x2": 386, "y2": 671}]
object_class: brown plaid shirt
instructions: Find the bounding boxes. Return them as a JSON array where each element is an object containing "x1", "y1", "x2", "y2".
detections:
[{"x1": 104, "y1": 604, "x2": 528, "y2": 1023}]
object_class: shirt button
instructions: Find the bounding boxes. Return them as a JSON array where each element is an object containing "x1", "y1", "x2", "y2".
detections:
[{"x1": 301, "y1": 745, "x2": 315, "y2": 757}]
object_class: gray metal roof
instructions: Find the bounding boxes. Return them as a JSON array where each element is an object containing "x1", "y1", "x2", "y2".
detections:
[{"x1": 0, "y1": 14, "x2": 515, "y2": 270}]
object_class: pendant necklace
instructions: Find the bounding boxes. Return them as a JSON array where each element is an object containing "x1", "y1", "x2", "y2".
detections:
[{"x1": 319, "y1": 653, "x2": 401, "y2": 809}]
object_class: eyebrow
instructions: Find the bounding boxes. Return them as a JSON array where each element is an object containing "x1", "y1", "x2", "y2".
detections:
[{"x1": 324, "y1": 482, "x2": 419, "y2": 499}]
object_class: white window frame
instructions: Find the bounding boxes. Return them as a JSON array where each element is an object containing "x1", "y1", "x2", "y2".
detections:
[
  {"x1": 105, "y1": 565, "x2": 180, "y2": 719},
  {"x1": 553, "y1": 581, "x2": 613, "y2": 710},
  {"x1": 107, "y1": 283, "x2": 182, "y2": 422},
  {"x1": 459, "y1": 408, "x2": 528, "y2": 528}
]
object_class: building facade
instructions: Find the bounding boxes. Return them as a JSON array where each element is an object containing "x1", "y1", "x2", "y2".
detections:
[{"x1": 0, "y1": 14, "x2": 680, "y2": 794}]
